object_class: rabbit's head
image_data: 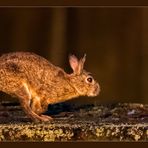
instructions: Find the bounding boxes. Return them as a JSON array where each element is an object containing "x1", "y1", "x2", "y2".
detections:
[{"x1": 68, "y1": 54, "x2": 100, "y2": 97}]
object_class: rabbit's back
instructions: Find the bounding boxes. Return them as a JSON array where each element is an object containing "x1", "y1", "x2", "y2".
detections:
[
  {"x1": 0, "y1": 52, "x2": 60, "y2": 94},
  {"x1": 0, "y1": 52, "x2": 54, "y2": 69}
]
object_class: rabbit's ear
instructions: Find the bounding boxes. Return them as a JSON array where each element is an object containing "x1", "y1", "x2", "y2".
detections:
[
  {"x1": 69, "y1": 54, "x2": 79, "y2": 74},
  {"x1": 69, "y1": 54, "x2": 86, "y2": 75},
  {"x1": 78, "y1": 54, "x2": 86, "y2": 72}
]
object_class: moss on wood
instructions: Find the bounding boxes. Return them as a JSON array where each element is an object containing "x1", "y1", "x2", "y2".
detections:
[{"x1": 0, "y1": 101, "x2": 148, "y2": 141}]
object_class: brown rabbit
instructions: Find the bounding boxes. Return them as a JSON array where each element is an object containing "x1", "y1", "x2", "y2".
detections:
[{"x1": 0, "y1": 52, "x2": 100, "y2": 122}]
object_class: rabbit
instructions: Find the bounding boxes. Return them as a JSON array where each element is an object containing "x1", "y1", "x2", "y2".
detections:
[{"x1": 0, "y1": 52, "x2": 100, "y2": 122}]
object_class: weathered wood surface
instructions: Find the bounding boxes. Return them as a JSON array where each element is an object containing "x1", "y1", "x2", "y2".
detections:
[{"x1": 0, "y1": 101, "x2": 148, "y2": 141}]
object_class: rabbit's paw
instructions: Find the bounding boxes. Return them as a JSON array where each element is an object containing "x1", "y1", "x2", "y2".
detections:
[{"x1": 39, "y1": 115, "x2": 53, "y2": 122}]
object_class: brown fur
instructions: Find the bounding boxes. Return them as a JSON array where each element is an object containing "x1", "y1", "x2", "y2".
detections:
[{"x1": 0, "y1": 52, "x2": 100, "y2": 122}]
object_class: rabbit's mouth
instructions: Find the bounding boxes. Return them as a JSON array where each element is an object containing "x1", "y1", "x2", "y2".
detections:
[{"x1": 88, "y1": 83, "x2": 100, "y2": 97}]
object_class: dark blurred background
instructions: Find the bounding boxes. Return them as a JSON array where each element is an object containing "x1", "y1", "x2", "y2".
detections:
[{"x1": 0, "y1": 7, "x2": 148, "y2": 104}]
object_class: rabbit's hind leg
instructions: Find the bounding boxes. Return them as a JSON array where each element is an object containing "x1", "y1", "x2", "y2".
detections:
[
  {"x1": 15, "y1": 82, "x2": 52, "y2": 122},
  {"x1": 31, "y1": 96, "x2": 53, "y2": 121}
]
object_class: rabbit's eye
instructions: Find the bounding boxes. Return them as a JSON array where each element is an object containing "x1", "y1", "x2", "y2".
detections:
[{"x1": 86, "y1": 77, "x2": 93, "y2": 83}]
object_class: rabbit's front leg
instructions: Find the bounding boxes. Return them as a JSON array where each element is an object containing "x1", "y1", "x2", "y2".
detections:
[{"x1": 15, "y1": 82, "x2": 52, "y2": 122}]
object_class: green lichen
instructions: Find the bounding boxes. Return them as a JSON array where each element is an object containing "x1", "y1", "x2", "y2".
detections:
[{"x1": 0, "y1": 102, "x2": 148, "y2": 141}]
